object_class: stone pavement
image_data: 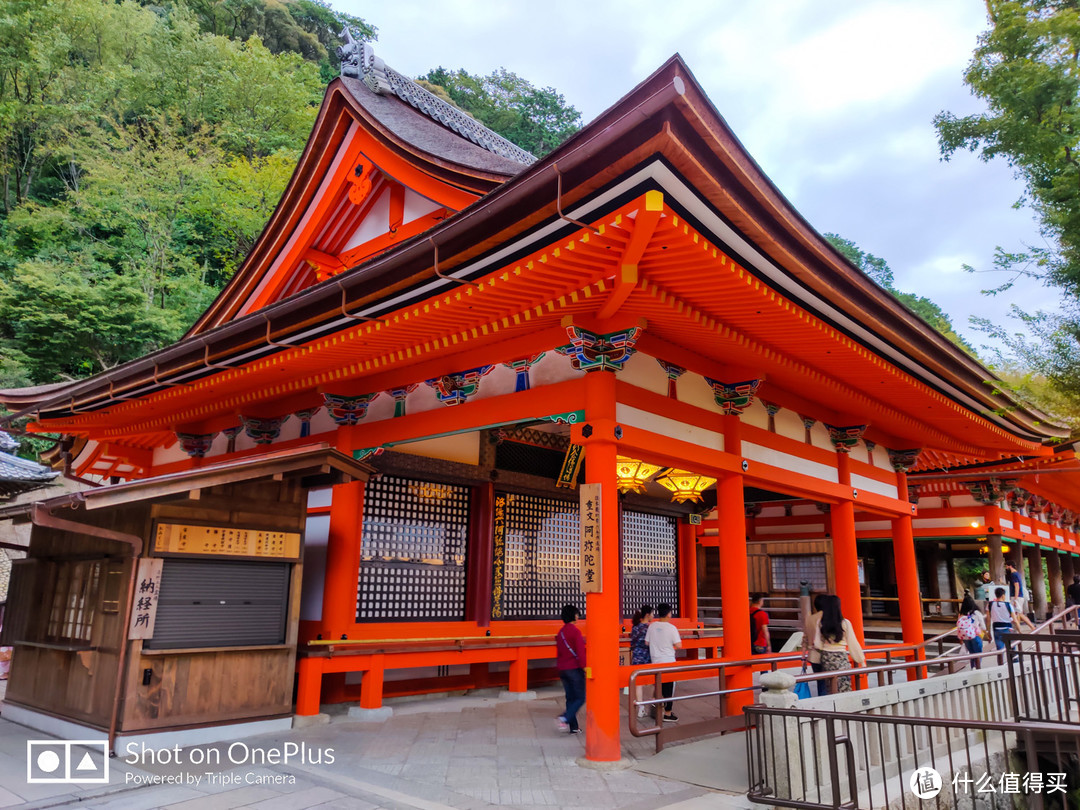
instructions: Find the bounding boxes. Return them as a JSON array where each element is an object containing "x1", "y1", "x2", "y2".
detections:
[{"x1": 0, "y1": 682, "x2": 755, "y2": 810}]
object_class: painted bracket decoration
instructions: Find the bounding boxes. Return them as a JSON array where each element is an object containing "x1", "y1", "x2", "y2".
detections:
[
  {"x1": 541, "y1": 410, "x2": 584, "y2": 425},
  {"x1": 969, "y1": 478, "x2": 1011, "y2": 506},
  {"x1": 176, "y1": 432, "x2": 215, "y2": 458},
  {"x1": 387, "y1": 384, "x2": 419, "y2": 417},
  {"x1": 704, "y1": 378, "x2": 761, "y2": 416},
  {"x1": 887, "y1": 448, "x2": 922, "y2": 473},
  {"x1": 222, "y1": 425, "x2": 243, "y2": 453},
  {"x1": 825, "y1": 424, "x2": 868, "y2": 454},
  {"x1": 656, "y1": 360, "x2": 686, "y2": 399},
  {"x1": 505, "y1": 353, "x2": 545, "y2": 392},
  {"x1": 762, "y1": 401, "x2": 781, "y2": 432},
  {"x1": 800, "y1": 415, "x2": 817, "y2": 444},
  {"x1": 353, "y1": 447, "x2": 385, "y2": 462},
  {"x1": 557, "y1": 326, "x2": 641, "y2": 373},
  {"x1": 293, "y1": 408, "x2": 320, "y2": 438},
  {"x1": 240, "y1": 415, "x2": 288, "y2": 445},
  {"x1": 426, "y1": 365, "x2": 494, "y2": 406},
  {"x1": 323, "y1": 392, "x2": 380, "y2": 425}
]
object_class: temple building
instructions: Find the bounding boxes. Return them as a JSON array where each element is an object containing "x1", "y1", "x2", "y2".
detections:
[{"x1": 0, "y1": 46, "x2": 1077, "y2": 763}]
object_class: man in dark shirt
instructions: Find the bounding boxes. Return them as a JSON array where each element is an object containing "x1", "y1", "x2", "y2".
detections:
[{"x1": 1067, "y1": 576, "x2": 1080, "y2": 626}]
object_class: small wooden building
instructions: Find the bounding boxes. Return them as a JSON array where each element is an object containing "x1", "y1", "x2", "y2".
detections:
[{"x1": 1, "y1": 47, "x2": 1077, "y2": 763}]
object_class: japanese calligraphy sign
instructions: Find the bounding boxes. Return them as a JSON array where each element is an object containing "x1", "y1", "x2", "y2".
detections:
[
  {"x1": 154, "y1": 523, "x2": 300, "y2": 559},
  {"x1": 556, "y1": 444, "x2": 583, "y2": 489},
  {"x1": 579, "y1": 483, "x2": 602, "y2": 593},
  {"x1": 492, "y1": 493, "x2": 507, "y2": 619},
  {"x1": 128, "y1": 558, "x2": 163, "y2": 640}
]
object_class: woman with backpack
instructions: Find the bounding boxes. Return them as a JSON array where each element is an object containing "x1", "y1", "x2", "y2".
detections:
[
  {"x1": 956, "y1": 594, "x2": 986, "y2": 669},
  {"x1": 814, "y1": 595, "x2": 864, "y2": 693}
]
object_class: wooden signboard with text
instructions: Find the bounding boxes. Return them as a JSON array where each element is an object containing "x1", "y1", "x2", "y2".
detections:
[
  {"x1": 154, "y1": 522, "x2": 300, "y2": 559},
  {"x1": 128, "y1": 557, "x2": 163, "y2": 640},
  {"x1": 580, "y1": 483, "x2": 602, "y2": 592}
]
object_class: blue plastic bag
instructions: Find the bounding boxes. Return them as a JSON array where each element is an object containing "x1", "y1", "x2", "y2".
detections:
[{"x1": 794, "y1": 664, "x2": 812, "y2": 700}]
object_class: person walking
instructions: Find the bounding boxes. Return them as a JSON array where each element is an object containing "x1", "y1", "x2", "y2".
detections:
[
  {"x1": 555, "y1": 604, "x2": 586, "y2": 734},
  {"x1": 1006, "y1": 562, "x2": 1029, "y2": 619},
  {"x1": 801, "y1": 594, "x2": 827, "y2": 696},
  {"x1": 956, "y1": 594, "x2": 986, "y2": 669},
  {"x1": 988, "y1": 586, "x2": 1035, "y2": 658},
  {"x1": 1066, "y1": 575, "x2": 1080, "y2": 626},
  {"x1": 750, "y1": 593, "x2": 770, "y2": 655},
  {"x1": 814, "y1": 595, "x2": 865, "y2": 693},
  {"x1": 644, "y1": 603, "x2": 682, "y2": 722},
  {"x1": 630, "y1": 604, "x2": 653, "y2": 718}
]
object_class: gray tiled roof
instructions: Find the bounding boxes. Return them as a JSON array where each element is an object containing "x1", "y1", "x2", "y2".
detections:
[
  {"x1": 340, "y1": 38, "x2": 536, "y2": 166},
  {"x1": 0, "y1": 431, "x2": 58, "y2": 499}
]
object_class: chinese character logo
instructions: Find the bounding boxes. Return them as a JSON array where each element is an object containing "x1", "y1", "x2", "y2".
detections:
[
  {"x1": 27, "y1": 740, "x2": 109, "y2": 784},
  {"x1": 909, "y1": 766, "x2": 942, "y2": 799}
]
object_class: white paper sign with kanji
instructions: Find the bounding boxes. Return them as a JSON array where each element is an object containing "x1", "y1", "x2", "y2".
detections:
[
  {"x1": 128, "y1": 558, "x2": 163, "y2": 640},
  {"x1": 579, "y1": 483, "x2": 602, "y2": 593}
]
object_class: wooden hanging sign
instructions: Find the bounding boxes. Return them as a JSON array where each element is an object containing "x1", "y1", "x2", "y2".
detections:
[
  {"x1": 154, "y1": 522, "x2": 300, "y2": 559},
  {"x1": 580, "y1": 483, "x2": 602, "y2": 592},
  {"x1": 128, "y1": 557, "x2": 163, "y2": 640}
]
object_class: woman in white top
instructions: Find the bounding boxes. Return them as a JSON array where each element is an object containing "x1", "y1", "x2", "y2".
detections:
[{"x1": 814, "y1": 595, "x2": 865, "y2": 694}]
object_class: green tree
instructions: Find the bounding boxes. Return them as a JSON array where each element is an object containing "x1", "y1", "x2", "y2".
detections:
[
  {"x1": 419, "y1": 67, "x2": 581, "y2": 156},
  {"x1": 825, "y1": 233, "x2": 976, "y2": 353},
  {"x1": 934, "y1": 0, "x2": 1080, "y2": 423}
]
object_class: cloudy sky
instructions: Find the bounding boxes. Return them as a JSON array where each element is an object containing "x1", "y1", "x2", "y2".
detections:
[{"x1": 338, "y1": 0, "x2": 1057, "y2": 350}]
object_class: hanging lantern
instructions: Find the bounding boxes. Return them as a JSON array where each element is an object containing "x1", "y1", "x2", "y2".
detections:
[
  {"x1": 615, "y1": 456, "x2": 662, "y2": 494},
  {"x1": 656, "y1": 468, "x2": 717, "y2": 503}
]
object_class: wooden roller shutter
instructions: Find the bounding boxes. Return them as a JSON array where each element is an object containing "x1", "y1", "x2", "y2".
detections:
[{"x1": 145, "y1": 559, "x2": 289, "y2": 650}]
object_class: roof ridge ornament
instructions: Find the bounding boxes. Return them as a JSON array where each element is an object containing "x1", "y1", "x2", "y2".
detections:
[{"x1": 336, "y1": 34, "x2": 535, "y2": 165}]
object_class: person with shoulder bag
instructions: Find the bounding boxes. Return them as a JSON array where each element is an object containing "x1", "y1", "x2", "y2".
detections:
[{"x1": 814, "y1": 595, "x2": 864, "y2": 693}]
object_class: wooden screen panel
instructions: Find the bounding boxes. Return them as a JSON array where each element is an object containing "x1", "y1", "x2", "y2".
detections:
[
  {"x1": 621, "y1": 510, "x2": 679, "y2": 617},
  {"x1": 356, "y1": 475, "x2": 469, "y2": 621},
  {"x1": 0, "y1": 559, "x2": 37, "y2": 646},
  {"x1": 496, "y1": 492, "x2": 584, "y2": 620}
]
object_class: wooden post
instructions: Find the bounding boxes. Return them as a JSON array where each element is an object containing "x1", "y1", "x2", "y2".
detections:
[
  {"x1": 1046, "y1": 548, "x2": 1064, "y2": 617},
  {"x1": 583, "y1": 370, "x2": 622, "y2": 763},
  {"x1": 833, "y1": 454, "x2": 864, "y2": 643},
  {"x1": 679, "y1": 520, "x2": 699, "y2": 624},
  {"x1": 296, "y1": 657, "x2": 324, "y2": 716},
  {"x1": 1026, "y1": 544, "x2": 1048, "y2": 621},
  {"x1": 1063, "y1": 554, "x2": 1076, "y2": 603},
  {"x1": 359, "y1": 655, "x2": 385, "y2": 709},
  {"x1": 989, "y1": 535, "x2": 1006, "y2": 585},
  {"x1": 467, "y1": 482, "x2": 495, "y2": 626},
  {"x1": 717, "y1": 470, "x2": 751, "y2": 716},
  {"x1": 322, "y1": 480, "x2": 365, "y2": 638},
  {"x1": 891, "y1": 514, "x2": 924, "y2": 653}
]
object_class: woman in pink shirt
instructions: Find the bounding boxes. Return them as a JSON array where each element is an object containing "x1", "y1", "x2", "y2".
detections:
[{"x1": 555, "y1": 604, "x2": 586, "y2": 734}]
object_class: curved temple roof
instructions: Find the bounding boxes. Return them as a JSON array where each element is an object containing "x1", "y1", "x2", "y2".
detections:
[{"x1": 0, "y1": 54, "x2": 1068, "y2": 469}]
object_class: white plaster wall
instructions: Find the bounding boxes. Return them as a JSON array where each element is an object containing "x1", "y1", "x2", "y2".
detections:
[
  {"x1": 742, "y1": 442, "x2": 839, "y2": 483},
  {"x1": 529, "y1": 350, "x2": 582, "y2": 387},
  {"x1": 741, "y1": 399, "x2": 769, "y2": 431},
  {"x1": 614, "y1": 403, "x2": 724, "y2": 452},
  {"x1": 394, "y1": 432, "x2": 480, "y2": 465},
  {"x1": 342, "y1": 187, "x2": 391, "y2": 251},
  {"x1": 870, "y1": 444, "x2": 892, "y2": 469},
  {"x1": 620, "y1": 352, "x2": 668, "y2": 396},
  {"x1": 677, "y1": 372, "x2": 719, "y2": 413},
  {"x1": 152, "y1": 438, "x2": 188, "y2": 467},
  {"x1": 808, "y1": 421, "x2": 834, "y2": 453},
  {"x1": 850, "y1": 473, "x2": 897, "y2": 499},
  {"x1": 773, "y1": 408, "x2": 807, "y2": 445},
  {"x1": 470, "y1": 363, "x2": 516, "y2": 402},
  {"x1": 300, "y1": 511, "x2": 331, "y2": 621},
  {"x1": 403, "y1": 187, "x2": 441, "y2": 223}
]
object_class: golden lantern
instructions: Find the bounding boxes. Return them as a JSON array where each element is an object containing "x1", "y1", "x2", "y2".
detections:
[
  {"x1": 655, "y1": 468, "x2": 717, "y2": 503},
  {"x1": 615, "y1": 456, "x2": 663, "y2": 494}
]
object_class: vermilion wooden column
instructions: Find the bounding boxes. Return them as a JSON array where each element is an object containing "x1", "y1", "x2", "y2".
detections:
[
  {"x1": 322, "y1": 479, "x2": 366, "y2": 639},
  {"x1": 832, "y1": 455, "x2": 864, "y2": 644},
  {"x1": 583, "y1": 370, "x2": 622, "y2": 763},
  {"x1": 679, "y1": 521, "x2": 698, "y2": 624},
  {"x1": 717, "y1": 471, "x2": 751, "y2": 716}
]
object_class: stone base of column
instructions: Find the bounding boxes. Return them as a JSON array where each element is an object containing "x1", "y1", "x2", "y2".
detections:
[
  {"x1": 347, "y1": 706, "x2": 393, "y2": 722},
  {"x1": 291, "y1": 713, "x2": 330, "y2": 729}
]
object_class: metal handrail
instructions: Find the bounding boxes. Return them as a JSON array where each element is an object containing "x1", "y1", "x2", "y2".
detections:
[{"x1": 627, "y1": 604, "x2": 1080, "y2": 751}]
